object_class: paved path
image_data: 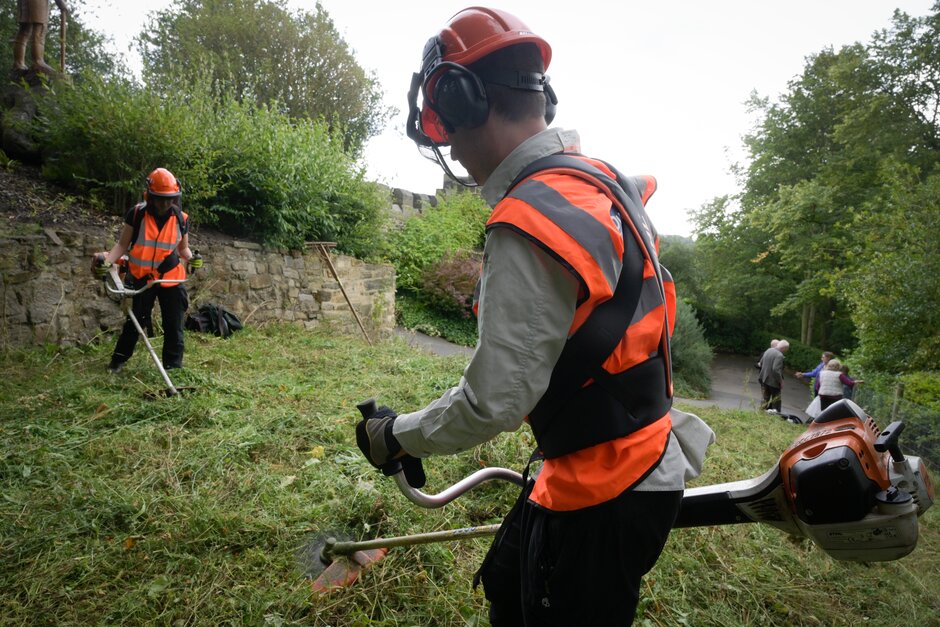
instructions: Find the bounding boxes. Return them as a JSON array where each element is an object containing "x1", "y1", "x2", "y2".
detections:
[
  {"x1": 394, "y1": 328, "x2": 811, "y2": 421},
  {"x1": 678, "y1": 354, "x2": 810, "y2": 422}
]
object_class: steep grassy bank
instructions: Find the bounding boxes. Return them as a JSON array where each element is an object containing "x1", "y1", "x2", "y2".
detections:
[{"x1": 1, "y1": 325, "x2": 937, "y2": 625}]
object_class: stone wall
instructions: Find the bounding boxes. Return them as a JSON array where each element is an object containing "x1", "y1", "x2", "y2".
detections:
[{"x1": 0, "y1": 226, "x2": 395, "y2": 350}]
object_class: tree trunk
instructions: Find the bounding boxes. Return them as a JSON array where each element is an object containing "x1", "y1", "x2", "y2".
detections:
[
  {"x1": 819, "y1": 298, "x2": 832, "y2": 347},
  {"x1": 801, "y1": 302, "x2": 817, "y2": 345},
  {"x1": 801, "y1": 302, "x2": 816, "y2": 345}
]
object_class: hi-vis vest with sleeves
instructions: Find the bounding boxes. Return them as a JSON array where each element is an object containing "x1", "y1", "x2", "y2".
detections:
[
  {"x1": 484, "y1": 154, "x2": 677, "y2": 512},
  {"x1": 126, "y1": 203, "x2": 187, "y2": 287}
]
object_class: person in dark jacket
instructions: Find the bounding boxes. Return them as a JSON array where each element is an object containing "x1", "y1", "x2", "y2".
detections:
[{"x1": 759, "y1": 340, "x2": 789, "y2": 412}]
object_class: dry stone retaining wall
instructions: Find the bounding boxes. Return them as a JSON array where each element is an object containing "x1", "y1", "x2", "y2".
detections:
[{"x1": 0, "y1": 226, "x2": 395, "y2": 349}]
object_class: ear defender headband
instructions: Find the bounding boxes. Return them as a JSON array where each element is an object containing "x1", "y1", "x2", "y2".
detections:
[{"x1": 406, "y1": 36, "x2": 558, "y2": 150}]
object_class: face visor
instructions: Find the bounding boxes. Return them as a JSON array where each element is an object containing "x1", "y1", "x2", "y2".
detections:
[
  {"x1": 406, "y1": 36, "x2": 477, "y2": 184},
  {"x1": 406, "y1": 33, "x2": 557, "y2": 186}
]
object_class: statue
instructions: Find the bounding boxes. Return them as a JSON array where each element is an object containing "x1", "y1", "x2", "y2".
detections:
[{"x1": 12, "y1": 0, "x2": 68, "y2": 76}]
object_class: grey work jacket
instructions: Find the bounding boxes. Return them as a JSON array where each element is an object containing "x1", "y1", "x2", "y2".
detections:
[{"x1": 393, "y1": 128, "x2": 714, "y2": 493}]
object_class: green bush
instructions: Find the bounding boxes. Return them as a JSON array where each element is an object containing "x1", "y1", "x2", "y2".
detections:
[
  {"x1": 32, "y1": 73, "x2": 386, "y2": 255},
  {"x1": 386, "y1": 190, "x2": 490, "y2": 292},
  {"x1": 418, "y1": 251, "x2": 481, "y2": 319},
  {"x1": 671, "y1": 299, "x2": 714, "y2": 398},
  {"x1": 900, "y1": 371, "x2": 940, "y2": 410},
  {"x1": 779, "y1": 338, "x2": 827, "y2": 374},
  {"x1": 694, "y1": 306, "x2": 765, "y2": 354}
]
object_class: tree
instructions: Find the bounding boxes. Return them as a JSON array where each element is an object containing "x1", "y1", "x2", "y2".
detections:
[
  {"x1": 137, "y1": 0, "x2": 392, "y2": 154},
  {"x1": 845, "y1": 164, "x2": 940, "y2": 373},
  {"x1": 692, "y1": 2, "x2": 940, "y2": 371},
  {"x1": 659, "y1": 235, "x2": 708, "y2": 309},
  {"x1": 739, "y1": 45, "x2": 885, "y2": 345}
]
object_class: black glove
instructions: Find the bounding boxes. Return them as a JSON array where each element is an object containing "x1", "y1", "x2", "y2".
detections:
[
  {"x1": 355, "y1": 405, "x2": 402, "y2": 474},
  {"x1": 355, "y1": 400, "x2": 426, "y2": 488}
]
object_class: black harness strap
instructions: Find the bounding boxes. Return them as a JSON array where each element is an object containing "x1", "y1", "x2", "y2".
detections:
[{"x1": 504, "y1": 154, "x2": 672, "y2": 458}]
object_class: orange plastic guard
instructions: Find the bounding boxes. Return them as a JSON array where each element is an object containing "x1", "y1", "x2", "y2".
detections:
[{"x1": 310, "y1": 548, "x2": 389, "y2": 594}]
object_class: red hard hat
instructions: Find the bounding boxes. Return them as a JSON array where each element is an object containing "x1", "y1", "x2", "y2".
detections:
[
  {"x1": 437, "y1": 7, "x2": 551, "y2": 70},
  {"x1": 146, "y1": 168, "x2": 181, "y2": 197},
  {"x1": 413, "y1": 7, "x2": 552, "y2": 146}
]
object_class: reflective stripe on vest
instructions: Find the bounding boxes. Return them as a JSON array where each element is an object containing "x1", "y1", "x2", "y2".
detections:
[
  {"x1": 126, "y1": 206, "x2": 187, "y2": 287},
  {"x1": 485, "y1": 154, "x2": 676, "y2": 511}
]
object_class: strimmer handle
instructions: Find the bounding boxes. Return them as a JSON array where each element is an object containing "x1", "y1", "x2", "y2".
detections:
[
  {"x1": 357, "y1": 399, "x2": 378, "y2": 419},
  {"x1": 355, "y1": 398, "x2": 426, "y2": 488}
]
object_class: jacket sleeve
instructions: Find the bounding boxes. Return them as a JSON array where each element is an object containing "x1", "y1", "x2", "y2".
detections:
[
  {"x1": 393, "y1": 228, "x2": 579, "y2": 457},
  {"x1": 800, "y1": 363, "x2": 822, "y2": 378}
]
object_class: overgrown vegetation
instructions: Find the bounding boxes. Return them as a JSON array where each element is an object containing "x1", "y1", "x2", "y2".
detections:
[
  {"x1": 385, "y1": 191, "x2": 490, "y2": 293},
  {"x1": 33, "y1": 74, "x2": 387, "y2": 255},
  {"x1": 671, "y1": 299, "x2": 713, "y2": 398},
  {"x1": 396, "y1": 292, "x2": 479, "y2": 348},
  {"x1": 1, "y1": 326, "x2": 937, "y2": 625},
  {"x1": 138, "y1": 0, "x2": 392, "y2": 154},
  {"x1": 2, "y1": 0, "x2": 391, "y2": 255}
]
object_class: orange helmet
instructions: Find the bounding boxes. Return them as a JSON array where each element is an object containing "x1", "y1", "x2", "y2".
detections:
[
  {"x1": 407, "y1": 7, "x2": 553, "y2": 148},
  {"x1": 146, "y1": 168, "x2": 181, "y2": 198},
  {"x1": 436, "y1": 7, "x2": 551, "y2": 70}
]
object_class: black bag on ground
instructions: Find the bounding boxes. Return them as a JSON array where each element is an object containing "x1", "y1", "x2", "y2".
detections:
[{"x1": 185, "y1": 303, "x2": 243, "y2": 338}]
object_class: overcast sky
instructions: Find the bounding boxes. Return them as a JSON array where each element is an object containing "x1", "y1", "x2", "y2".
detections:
[{"x1": 82, "y1": 0, "x2": 936, "y2": 236}]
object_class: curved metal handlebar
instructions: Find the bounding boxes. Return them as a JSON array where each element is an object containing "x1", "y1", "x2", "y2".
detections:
[
  {"x1": 392, "y1": 465, "x2": 525, "y2": 508},
  {"x1": 355, "y1": 398, "x2": 526, "y2": 508},
  {"x1": 105, "y1": 265, "x2": 187, "y2": 297}
]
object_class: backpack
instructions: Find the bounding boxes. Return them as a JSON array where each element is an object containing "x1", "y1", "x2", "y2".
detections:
[{"x1": 185, "y1": 303, "x2": 243, "y2": 339}]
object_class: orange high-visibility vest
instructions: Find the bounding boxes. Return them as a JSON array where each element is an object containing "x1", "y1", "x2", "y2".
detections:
[
  {"x1": 126, "y1": 203, "x2": 187, "y2": 287},
  {"x1": 486, "y1": 154, "x2": 676, "y2": 511}
]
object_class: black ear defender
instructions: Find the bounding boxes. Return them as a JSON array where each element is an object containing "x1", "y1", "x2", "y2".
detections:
[
  {"x1": 543, "y1": 79, "x2": 558, "y2": 125},
  {"x1": 432, "y1": 65, "x2": 559, "y2": 131},
  {"x1": 432, "y1": 65, "x2": 490, "y2": 131},
  {"x1": 415, "y1": 35, "x2": 559, "y2": 135}
]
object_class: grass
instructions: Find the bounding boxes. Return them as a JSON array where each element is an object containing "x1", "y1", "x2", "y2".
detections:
[{"x1": 1, "y1": 324, "x2": 938, "y2": 626}]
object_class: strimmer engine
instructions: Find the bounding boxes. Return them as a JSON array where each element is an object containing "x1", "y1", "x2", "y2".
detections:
[{"x1": 675, "y1": 399, "x2": 934, "y2": 562}]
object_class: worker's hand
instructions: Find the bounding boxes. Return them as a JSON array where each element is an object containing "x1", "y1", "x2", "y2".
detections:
[
  {"x1": 189, "y1": 250, "x2": 204, "y2": 270},
  {"x1": 356, "y1": 406, "x2": 402, "y2": 474},
  {"x1": 91, "y1": 252, "x2": 110, "y2": 278},
  {"x1": 795, "y1": 373, "x2": 804, "y2": 379},
  {"x1": 355, "y1": 401, "x2": 426, "y2": 488}
]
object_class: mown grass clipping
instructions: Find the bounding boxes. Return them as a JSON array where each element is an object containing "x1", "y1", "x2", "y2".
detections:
[{"x1": 1, "y1": 325, "x2": 937, "y2": 625}]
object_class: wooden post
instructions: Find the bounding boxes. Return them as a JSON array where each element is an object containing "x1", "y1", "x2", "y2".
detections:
[
  {"x1": 307, "y1": 242, "x2": 372, "y2": 346},
  {"x1": 59, "y1": 10, "x2": 67, "y2": 73},
  {"x1": 891, "y1": 381, "x2": 904, "y2": 422}
]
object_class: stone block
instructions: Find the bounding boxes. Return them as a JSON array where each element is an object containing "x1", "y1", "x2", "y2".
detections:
[
  {"x1": 365, "y1": 278, "x2": 393, "y2": 292},
  {"x1": 43, "y1": 228, "x2": 63, "y2": 246},
  {"x1": 231, "y1": 260, "x2": 255, "y2": 274},
  {"x1": 3, "y1": 290, "x2": 27, "y2": 322}
]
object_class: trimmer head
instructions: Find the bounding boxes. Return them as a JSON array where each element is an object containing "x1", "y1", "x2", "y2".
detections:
[{"x1": 298, "y1": 532, "x2": 389, "y2": 593}]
